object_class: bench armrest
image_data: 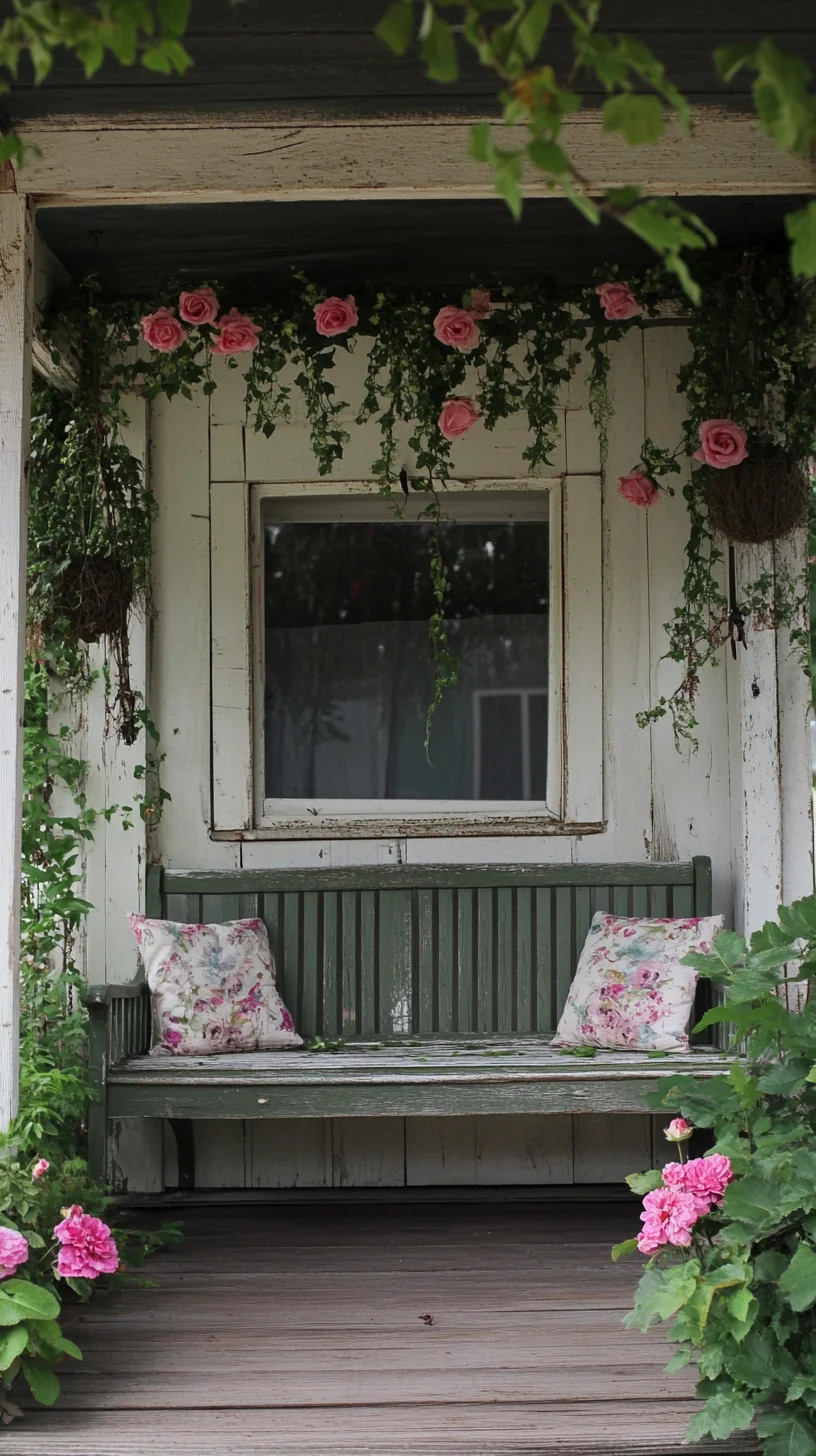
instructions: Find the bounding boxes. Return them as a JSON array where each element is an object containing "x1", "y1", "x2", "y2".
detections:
[{"x1": 84, "y1": 981, "x2": 151, "y2": 1063}]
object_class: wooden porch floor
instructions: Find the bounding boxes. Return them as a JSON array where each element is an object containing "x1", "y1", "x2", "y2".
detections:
[{"x1": 1, "y1": 1201, "x2": 758, "y2": 1455}]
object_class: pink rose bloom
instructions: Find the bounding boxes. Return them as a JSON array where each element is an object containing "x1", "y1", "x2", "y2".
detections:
[
  {"x1": 693, "y1": 419, "x2": 749, "y2": 470},
  {"x1": 178, "y1": 286, "x2": 219, "y2": 326},
  {"x1": 0, "y1": 1228, "x2": 29, "y2": 1279},
  {"x1": 211, "y1": 309, "x2": 262, "y2": 355},
  {"x1": 662, "y1": 1154, "x2": 732, "y2": 1215},
  {"x1": 438, "y1": 397, "x2": 480, "y2": 441},
  {"x1": 54, "y1": 1207, "x2": 119, "y2": 1279},
  {"x1": 618, "y1": 470, "x2": 659, "y2": 508},
  {"x1": 468, "y1": 289, "x2": 492, "y2": 319},
  {"x1": 433, "y1": 305, "x2": 481, "y2": 352},
  {"x1": 164, "y1": 1027, "x2": 183, "y2": 1049},
  {"x1": 637, "y1": 1186, "x2": 699, "y2": 1254},
  {"x1": 596, "y1": 282, "x2": 641, "y2": 321},
  {"x1": 31, "y1": 1158, "x2": 49, "y2": 1181},
  {"x1": 140, "y1": 307, "x2": 187, "y2": 353},
  {"x1": 313, "y1": 295, "x2": 358, "y2": 337},
  {"x1": 665, "y1": 1118, "x2": 693, "y2": 1144}
]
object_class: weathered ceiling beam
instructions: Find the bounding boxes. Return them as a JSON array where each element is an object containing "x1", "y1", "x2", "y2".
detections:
[{"x1": 10, "y1": 109, "x2": 816, "y2": 206}]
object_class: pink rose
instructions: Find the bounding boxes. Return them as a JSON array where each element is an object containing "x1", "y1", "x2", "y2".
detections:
[
  {"x1": 665, "y1": 1118, "x2": 693, "y2": 1144},
  {"x1": 637, "y1": 1186, "x2": 699, "y2": 1254},
  {"x1": 617, "y1": 470, "x2": 659, "y2": 508},
  {"x1": 662, "y1": 1154, "x2": 732, "y2": 1216},
  {"x1": 313, "y1": 295, "x2": 358, "y2": 337},
  {"x1": 31, "y1": 1158, "x2": 49, "y2": 1181},
  {"x1": 178, "y1": 286, "x2": 220, "y2": 326},
  {"x1": 433, "y1": 305, "x2": 481, "y2": 352},
  {"x1": 595, "y1": 282, "x2": 641, "y2": 321},
  {"x1": 163, "y1": 1027, "x2": 183, "y2": 1049},
  {"x1": 54, "y1": 1207, "x2": 119, "y2": 1279},
  {"x1": 0, "y1": 1228, "x2": 29, "y2": 1279},
  {"x1": 211, "y1": 308, "x2": 262, "y2": 355},
  {"x1": 596, "y1": 282, "x2": 641, "y2": 321},
  {"x1": 468, "y1": 289, "x2": 492, "y2": 320},
  {"x1": 140, "y1": 307, "x2": 187, "y2": 353},
  {"x1": 438, "y1": 397, "x2": 480, "y2": 441},
  {"x1": 693, "y1": 419, "x2": 749, "y2": 470}
]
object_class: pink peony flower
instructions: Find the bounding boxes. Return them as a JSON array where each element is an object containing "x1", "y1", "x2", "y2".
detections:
[
  {"x1": 662, "y1": 1154, "x2": 732, "y2": 1215},
  {"x1": 596, "y1": 282, "x2": 641, "y2": 321},
  {"x1": 31, "y1": 1158, "x2": 49, "y2": 1181},
  {"x1": 618, "y1": 470, "x2": 659, "y2": 508},
  {"x1": 438, "y1": 397, "x2": 480, "y2": 441},
  {"x1": 313, "y1": 295, "x2": 358, "y2": 337},
  {"x1": 54, "y1": 1207, "x2": 119, "y2": 1279},
  {"x1": 637, "y1": 1186, "x2": 699, "y2": 1254},
  {"x1": 140, "y1": 307, "x2": 187, "y2": 353},
  {"x1": 178, "y1": 286, "x2": 220, "y2": 325},
  {"x1": 0, "y1": 1228, "x2": 29, "y2": 1279},
  {"x1": 211, "y1": 309, "x2": 262, "y2": 355},
  {"x1": 665, "y1": 1118, "x2": 693, "y2": 1144},
  {"x1": 433, "y1": 305, "x2": 481, "y2": 352},
  {"x1": 468, "y1": 289, "x2": 492, "y2": 320},
  {"x1": 693, "y1": 419, "x2": 749, "y2": 470}
]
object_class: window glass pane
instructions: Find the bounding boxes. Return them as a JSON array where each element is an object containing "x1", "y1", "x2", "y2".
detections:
[{"x1": 262, "y1": 498, "x2": 550, "y2": 802}]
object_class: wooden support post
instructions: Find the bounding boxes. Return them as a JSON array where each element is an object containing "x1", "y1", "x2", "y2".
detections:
[{"x1": 0, "y1": 194, "x2": 34, "y2": 1132}]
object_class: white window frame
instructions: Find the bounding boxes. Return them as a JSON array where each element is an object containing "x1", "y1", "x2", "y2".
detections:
[{"x1": 209, "y1": 474, "x2": 603, "y2": 839}]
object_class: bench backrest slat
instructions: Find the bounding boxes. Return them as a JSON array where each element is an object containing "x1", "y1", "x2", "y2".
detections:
[{"x1": 151, "y1": 859, "x2": 713, "y2": 1043}]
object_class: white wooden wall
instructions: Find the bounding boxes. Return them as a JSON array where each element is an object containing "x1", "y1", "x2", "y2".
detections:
[{"x1": 98, "y1": 324, "x2": 809, "y2": 1190}]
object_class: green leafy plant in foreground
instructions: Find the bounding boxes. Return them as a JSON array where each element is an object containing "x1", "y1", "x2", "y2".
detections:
[{"x1": 618, "y1": 896, "x2": 816, "y2": 1455}]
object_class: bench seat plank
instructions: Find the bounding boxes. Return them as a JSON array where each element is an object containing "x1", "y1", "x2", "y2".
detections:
[{"x1": 106, "y1": 1043, "x2": 728, "y2": 1120}]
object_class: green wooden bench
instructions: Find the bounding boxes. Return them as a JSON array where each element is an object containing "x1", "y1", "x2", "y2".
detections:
[{"x1": 84, "y1": 857, "x2": 727, "y2": 1185}]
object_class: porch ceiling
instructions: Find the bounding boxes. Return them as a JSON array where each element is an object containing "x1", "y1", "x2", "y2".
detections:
[
  {"x1": 35, "y1": 194, "x2": 800, "y2": 296},
  {"x1": 2, "y1": 0, "x2": 815, "y2": 124}
]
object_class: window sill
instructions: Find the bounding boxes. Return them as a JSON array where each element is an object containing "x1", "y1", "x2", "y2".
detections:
[{"x1": 211, "y1": 815, "x2": 607, "y2": 842}]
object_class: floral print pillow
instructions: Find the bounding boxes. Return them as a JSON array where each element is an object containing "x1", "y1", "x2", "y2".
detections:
[
  {"x1": 551, "y1": 913, "x2": 724, "y2": 1053},
  {"x1": 127, "y1": 915, "x2": 302, "y2": 1056}
]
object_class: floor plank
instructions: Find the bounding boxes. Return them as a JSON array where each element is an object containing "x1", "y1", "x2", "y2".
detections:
[{"x1": 0, "y1": 1202, "x2": 758, "y2": 1454}]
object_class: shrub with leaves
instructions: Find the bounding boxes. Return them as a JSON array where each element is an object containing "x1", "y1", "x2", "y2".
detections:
[{"x1": 616, "y1": 896, "x2": 816, "y2": 1456}]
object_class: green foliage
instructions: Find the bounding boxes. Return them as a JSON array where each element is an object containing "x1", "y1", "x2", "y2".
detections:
[
  {"x1": 0, "y1": 0, "x2": 192, "y2": 163},
  {"x1": 376, "y1": 2, "x2": 816, "y2": 292},
  {"x1": 622, "y1": 896, "x2": 816, "y2": 1455},
  {"x1": 633, "y1": 254, "x2": 816, "y2": 748}
]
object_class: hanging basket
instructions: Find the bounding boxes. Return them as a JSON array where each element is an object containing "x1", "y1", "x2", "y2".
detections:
[
  {"x1": 704, "y1": 449, "x2": 810, "y2": 544},
  {"x1": 55, "y1": 555, "x2": 135, "y2": 644}
]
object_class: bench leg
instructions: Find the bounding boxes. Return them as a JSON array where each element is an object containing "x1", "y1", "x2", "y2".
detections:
[{"x1": 168, "y1": 1118, "x2": 196, "y2": 1191}]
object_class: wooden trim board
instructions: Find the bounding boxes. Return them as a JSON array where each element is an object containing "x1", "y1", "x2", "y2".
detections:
[{"x1": 12, "y1": 110, "x2": 815, "y2": 204}]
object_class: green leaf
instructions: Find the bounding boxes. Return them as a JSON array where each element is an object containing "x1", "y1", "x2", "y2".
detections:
[
  {"x1": 755, "y1": 1251, "x2": 791, "y2": 1283},
  {"x1": 714, "y1": 41, "x2": 758, "y2": 84},
  {"x1": 0, "y1": 1293, "x2": 24, "y2": 1327},
  {"x1": 375, "y1": 0, "x2": 415, "y2": 56},
  {"x1": 492, "y1": 149, "x2": 524, "y2": 220},
  {"x1": 0, "y1": 1326, "x2": 29, "y2": 1373},
  {"x1": 786, "y1": 202, "x2": 816, "y2": 279},
  {"x1": 1, "y1": 1281, "x2": 60, "y2": 1321},
  {"x1": 757, "y1": 1410, "x2": 816, "y2": 1456},
  {"x1": 626, "y1": 1169, "x2": 664, "y2": 1195},
  {"x1": 687, "y1": 1390, "x2": 755, "y2": 1444},
  {"x1": 469, "y1": 120, "x2": 492, "y2": 163},
  {"x1": 779, "y1": 1243, "x2": 816, "y2": 1312},
  {"x1": 420, "y1": 10, "x2": 458, "y2": 84},
  {"x1": 156, "y1": 0, "x2": 191, "y2": 39},
  {"x1": 611, "y1": 1238, "x2": 639, "y2": 1262},
  {"x1": 624, "y1": 1262, "x2": 700, "y2": 1332},
  {"x1": 603, "y1": 93, "x2": 665, "y2": 146},
  {"x1": 527, "y1": 137, "x2": 569, "y2": 176},
  {"x1": 514, "y1": 0, "x2": 552, "y2": 61},
  {"x1": 21, "y1": 1357, "x2": 60, "y2": 1407}
]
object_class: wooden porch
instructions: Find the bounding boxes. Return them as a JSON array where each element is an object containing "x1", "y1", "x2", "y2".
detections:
[{"x1": 0, "y1": 1200, "x2": 757, "y2": 1455}]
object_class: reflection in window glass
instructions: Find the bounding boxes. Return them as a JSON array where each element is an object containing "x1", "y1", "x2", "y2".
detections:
[{"x1": 262, "y1": 501, "x2": 550, "y2": 802}]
